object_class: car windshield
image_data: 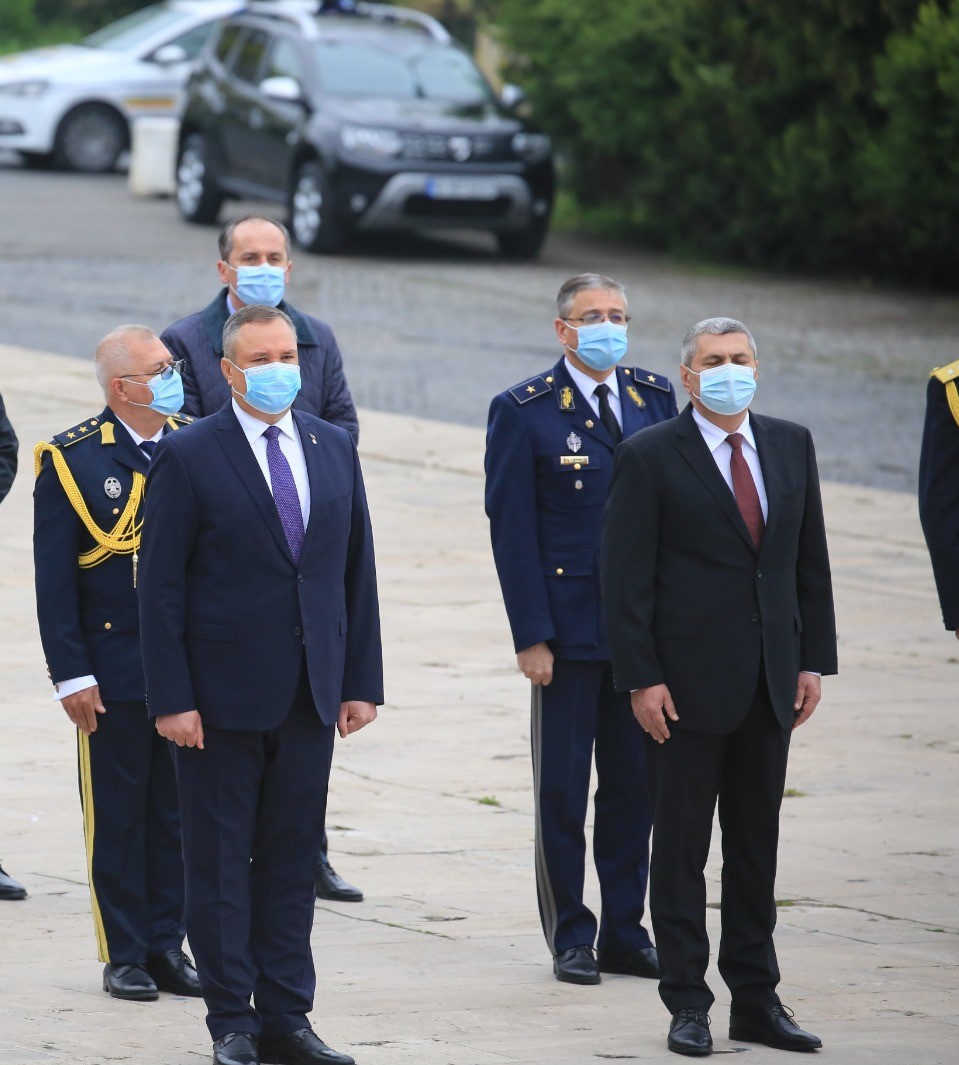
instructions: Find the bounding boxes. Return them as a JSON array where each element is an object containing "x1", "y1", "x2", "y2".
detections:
[
  {"x1": 312, "y1": 40, "x2": 492, "y2": 103},
  {"x1": 82, "y1": 3, "x2": 191, "y2": 52}
]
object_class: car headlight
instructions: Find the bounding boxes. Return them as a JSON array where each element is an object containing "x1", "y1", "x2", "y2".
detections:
[
  {"x1": 0, "y1": 79, "x2": 50, "y2": 97},
  {"x1": 340, "y1": 125, "x2": 403, "y2": 157},
  {"x1": 512, "y1": 132, "x2": 551, "y2": 162}
]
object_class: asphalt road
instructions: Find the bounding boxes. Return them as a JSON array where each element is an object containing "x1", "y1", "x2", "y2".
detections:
[{"x1": 1, "y1": 156, "x2": 955, "y2": 491}]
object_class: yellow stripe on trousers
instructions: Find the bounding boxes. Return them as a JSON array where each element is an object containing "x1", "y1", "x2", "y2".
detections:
[{"x1": 77, "y1": 730, "x2": 110, "y2": 962}]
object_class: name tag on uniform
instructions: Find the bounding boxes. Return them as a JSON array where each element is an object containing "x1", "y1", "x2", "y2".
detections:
[{"x1": 559, "y1": 455, "x2": 589, "y2": 466}]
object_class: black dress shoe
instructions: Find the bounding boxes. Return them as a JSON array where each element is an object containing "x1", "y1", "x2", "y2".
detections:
[
  {"x1": 0, "y1": 863, "x2": 26, "y2": 900},
  {"x1": 729, "y1": 1003, "x2": 822, "y2": 1051},
  {"x1": 553, "y1": 945, "x2": 601, "y2": 985},
  {"x1": 213, "y1": 1032, "x2": 259, "y2": 1065},
  {"x1": 102, "y1": 963, "x2": 159, "y2": 1001},
  {"x1": 259, "y1": 1028, "x2": 354, "y2": 1065},
  {"x1": 315, "y1": 861, "x2": 363, "y2": 902},
  {"x1": 598, "y1": 946, "x2": 660, "y2": 978},
  {"x1": 667, "y1": 1008, "x2": 712, "y2": 1056},
  {"x1": 147, "y1": 948, "x2": 202, "y2": 996}
]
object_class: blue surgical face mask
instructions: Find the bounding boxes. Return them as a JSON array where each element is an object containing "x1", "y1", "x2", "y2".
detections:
[
  {"x1": 231, "y1": 361, "x2": 301, "y2": 415},
  {"x1": 229, "y1": 263, "x2": 287, "y2": 307},
  {"x1": 128, "y1": 367, "x2": 184, "y2": 416},
  {"x1": 566, "y1": 320, "x2": 628, "y2": 372},
  {"x1": 689, "y1": 363, "x2": 757, "y2": 416}
]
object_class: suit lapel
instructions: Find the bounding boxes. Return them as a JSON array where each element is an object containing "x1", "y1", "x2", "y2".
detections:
[
  {"x1": 750, "y1": 412, "x2": 784, "y2": 554},
  {"x1": 106, "y1": 410, "x2": 150, "y2": 475},
  {"x1": 214, "y1": 405, "x2": 295, "y2": 564},
  {"x1": 672, "y1": 405, "x2": 756, "y2": 552},
  {"x1": 553, "y1": 360, "x2": 616, "y2": 452},
  {"x1": 294, "y1": 411, "x2": 323, "y2": 559}
]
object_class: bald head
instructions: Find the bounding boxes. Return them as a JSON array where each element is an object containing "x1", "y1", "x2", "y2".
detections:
[{"x1": 94, "y1": 324, "x2": 163, "y2": 392}]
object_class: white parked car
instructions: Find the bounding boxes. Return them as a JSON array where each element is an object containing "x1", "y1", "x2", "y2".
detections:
[{"x1": 0, "y1": 0, "x2": 242, "y2": 172}]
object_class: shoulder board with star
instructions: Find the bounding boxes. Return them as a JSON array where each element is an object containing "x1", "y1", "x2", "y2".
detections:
[
  {"x1": 52, "y1": 416, "x2": 107, "y2": 448},
  {"x1": 166, "y1": 412, "x2": 196, "y2": 429},
  {"x1": 931, "y1": 358, "x2": 959, "y2": 383},
  {"x1": 625, "y1": 367, "x2": 672, "y2": 392},
  {"x1": 508, "y1": 375, "x2": 553, "y2": 405}
]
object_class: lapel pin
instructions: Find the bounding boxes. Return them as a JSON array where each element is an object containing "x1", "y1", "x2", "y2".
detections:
[{"x1": 309, "y1": 434, "x2": 317, "y2": 444}]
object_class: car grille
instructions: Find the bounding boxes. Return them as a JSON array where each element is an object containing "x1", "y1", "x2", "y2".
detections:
[{"x1": 401, "y1": 133, "x2": 512, "y2": 162}]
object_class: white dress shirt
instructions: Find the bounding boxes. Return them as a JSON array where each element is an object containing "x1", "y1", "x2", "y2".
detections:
[
  {"x1": 564, "y1": 358, "x2": 623, "y2": 429},
  {"x1": 232, "y1": 399, "x2": 311, "y2": 527},
  {"x1": 55, "y1": 416, "x2": 165, "y2": 702},
  {"x1": 691, "y1": 406, "x2": 768, "y2": 521}
]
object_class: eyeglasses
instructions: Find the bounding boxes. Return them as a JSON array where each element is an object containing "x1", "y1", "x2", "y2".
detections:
[
  {"x1": 119, "y1": 361, "x2": 184, "y2": 382},
  {"x1": 564, "y1": 313, "x2": 631, "y2": 327}
]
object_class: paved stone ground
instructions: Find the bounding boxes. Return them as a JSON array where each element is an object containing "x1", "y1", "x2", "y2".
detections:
[{"x1": 0, "y1": 344, "x2": 956, "y2": 1064}]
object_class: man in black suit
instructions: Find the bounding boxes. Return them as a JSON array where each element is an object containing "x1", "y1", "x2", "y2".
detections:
[
  {"x1": 602, "y1": 317, "x2": 837, "y2": 1057},
  {"x1": 160, "y1": 214, "x2": 363, "y2": 903},
  {"x1": 139, "y1": 305, "x2": 383, "y2": 1065}
]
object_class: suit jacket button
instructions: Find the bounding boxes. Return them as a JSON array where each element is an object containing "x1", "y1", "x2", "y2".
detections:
[
  {"x1": 756, "y1": 569, "x2": 763, "y2": 578},
  {"x1": 293, "y1": 626, "x2": 302, "y2": 637},
  {"x1": 750, "y1": 613, "x2": 759, "y2": 622},
  {"x1": 297, "y1": 574, "x2": 304, "y2": 583},
  {"x1": 556, "y1": 567, "x2": 564, "y2": 575}
]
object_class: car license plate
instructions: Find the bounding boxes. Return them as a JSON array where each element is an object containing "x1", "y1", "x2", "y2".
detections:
[{"x1": 425, "y1": 177, "x2": 499, "y2": 200}]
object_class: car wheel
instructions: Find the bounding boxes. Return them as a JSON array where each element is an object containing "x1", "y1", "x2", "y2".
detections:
[
  {"x1": 289, "y1": 161, "x2": 344, "y2": 254},
  {"x1": 496, "y1": 221, "x2": 549, "y2": 260},
  {"x1": 52, "y1": 104, "x2": 128, "y2": 173},
  {"x1": 176, "y1": 133, "x2": 223, "y2": 224}
]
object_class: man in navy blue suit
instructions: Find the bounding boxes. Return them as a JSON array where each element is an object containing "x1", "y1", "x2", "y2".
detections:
[
  {"x1": 485, "y1": 274, "x2": 678, "y2": 986},
  {"x1": 139, "y1": 305, "x2": 383, "y2": 1065}
]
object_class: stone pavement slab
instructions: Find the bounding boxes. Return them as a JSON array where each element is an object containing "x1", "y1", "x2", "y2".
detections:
[{"x1": 0, "y1": 344, "x2": 956, "y2": 1064}]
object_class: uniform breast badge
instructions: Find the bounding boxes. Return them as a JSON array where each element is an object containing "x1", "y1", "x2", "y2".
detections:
[
  {"x1": 566, "y1": 431, "x2": 582, "y2": 453},
  {"x1": 104, "y1": 477, "x2": 122, "y2": 499}
]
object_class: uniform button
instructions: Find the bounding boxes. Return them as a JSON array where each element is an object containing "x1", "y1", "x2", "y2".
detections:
[
  {"x1": 293, "y1": 626, "x2": 302, "y2": 637},
  {"x1": 575, "y1": 480, "x2": 583, "y2": 490},
  {"x1": 574, "y1": 463, "x2": 581, "y2": 470},
  {"x1": 112, "y1": 507, "x2": 120, "y2": 515},
  {"x1": 756, "y1": 569, "x2": 763, "y2": 579},
  {"x1": 104, "y1": 622, "x2": 112, "y2": 630},
  {"x1": 751, "y1": 613, "x2": 759, "y2": 623},
  {"x1": 297, "y1": 574, "x2": 304, "y2": 583},
  {"x1": 556, "y1": 567, "x2": 564, "y2": 575}
]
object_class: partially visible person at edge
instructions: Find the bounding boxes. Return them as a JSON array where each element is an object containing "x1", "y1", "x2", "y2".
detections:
[
  {"x1": 919, "y1": 355, "x2": 959, "y2": 639},
  {"x1": 485, "y1": 273, "x2": 678, "y2": 986},
  {"x1": 160, "y1": 214, "x2": 362, "y2": 903},
  {"x1": 602, "y1": 317, "x2": 837, "y2": 1057},
  {"x1": 139, "y1": 304, "x2": 383, "y2": 1065},
  {"x1": 0, "y1": 389, "x2": 27, "y2": 902},
  {"x1": 33, "y1": 327, "x2": 200, "y2": 1001}
]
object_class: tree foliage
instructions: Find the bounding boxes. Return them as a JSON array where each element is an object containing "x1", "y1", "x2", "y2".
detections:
[{"x1": 491, "y1": 0, "x2": 959, "y2": 283}]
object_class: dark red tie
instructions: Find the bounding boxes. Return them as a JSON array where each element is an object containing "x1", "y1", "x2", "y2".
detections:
[{"x1": 726, "y1": 433, "x2": 764, "y2": 549}]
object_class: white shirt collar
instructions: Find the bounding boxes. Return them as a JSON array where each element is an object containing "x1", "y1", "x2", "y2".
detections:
[
  {"x1": 231, "y1": 399, "x2": 297, "y2": 444},
  {"x1": 691, "y1": 405, "x2": 757, "y2": 453},
  {"x1": 113, "y1": 414, "x2": 163, "y2": 448},
  {"x1": 564, "y1": 357, "x2": 620, "y2": 402}
]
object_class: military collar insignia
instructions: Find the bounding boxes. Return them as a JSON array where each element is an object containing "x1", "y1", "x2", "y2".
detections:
[{"x1": 626, "y1": 384, "x2": 646, "y2": 409}]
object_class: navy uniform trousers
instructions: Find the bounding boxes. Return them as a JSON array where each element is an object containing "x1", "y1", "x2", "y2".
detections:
[
  {"x1": 172, "y1": 659, "x2": 335, "y2": 1040},
  {"x1": 486, "y1": 358, "x2": 678, "y2": 956}
]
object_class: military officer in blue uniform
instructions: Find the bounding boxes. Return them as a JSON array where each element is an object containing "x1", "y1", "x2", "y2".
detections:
[
  {"x1": 33, "y1": 325, "x2": 201, "y2": 1002},
  {"x1": 919, "y1": 357, "x2": 959, "y2": 638},
  {"x1": 485, "y1": 274, "x2": 678, "y2": 985}
]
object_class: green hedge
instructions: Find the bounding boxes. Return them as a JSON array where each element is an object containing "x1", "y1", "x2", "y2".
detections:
[{"x1": 491, "y1": 0, "x2": 959, "y2": 284}]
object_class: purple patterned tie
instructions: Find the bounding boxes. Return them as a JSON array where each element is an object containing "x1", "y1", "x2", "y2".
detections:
[{"x1": 263, "y1": 425, "x2": 304, "y2": 563}]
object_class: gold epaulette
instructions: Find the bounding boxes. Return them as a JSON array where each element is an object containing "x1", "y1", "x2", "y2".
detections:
[
  {"x1": 931, "y1": 358, "x2": 959, "y2": 383},
  {"x1": 931, "y1": 359, "x2": 959, "y2": 430},
  {"x1": 50, "y1": 416, "x2": 106, "y2": 449}
]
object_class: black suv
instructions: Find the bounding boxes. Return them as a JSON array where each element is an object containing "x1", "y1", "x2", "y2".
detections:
[{"x1": 175, "y1": 0, "x2": 555, "y2": 257}]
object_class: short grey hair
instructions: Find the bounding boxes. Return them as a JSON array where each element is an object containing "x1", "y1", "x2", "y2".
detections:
[
  {"x1": 681, "y1": 317, "x2": 757, "y2": 366},
  {"x1": 222, "y1": 304, "x2": 296, "y2": 362},
  {"x1": 218, "y1": 214, "x2": 292, "y2": 261},
  {"x1": 94, "y1": 324, "x2": 159, "y2": 390},
  {"x1": 557, "y1": 274, "x2": 627, "y2": 319}
]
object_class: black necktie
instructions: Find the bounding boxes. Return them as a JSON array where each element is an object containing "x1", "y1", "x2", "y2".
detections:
[
  {"x1": 139, "y1": 440, "x2": 157, "y2": 461},
  {"x1": 593, "y1": 383, "x2": 622, "y2": 445}
]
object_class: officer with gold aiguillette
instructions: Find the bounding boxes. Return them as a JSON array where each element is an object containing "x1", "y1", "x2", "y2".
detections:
[
  {"x1": 919, "y1": 356, "x2": 959, "y2": 638},
  {"x1": 33, "y1": 325, "x2": 201, "y2": 1002}
]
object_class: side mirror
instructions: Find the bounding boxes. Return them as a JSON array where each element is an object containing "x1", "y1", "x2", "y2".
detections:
[
  {"x1": 259, "y1": 75, "x2": 303, "y2": 104},
  {"x1": 152, "y1": 43, "x2": 188, "y2": 66},
  {"x1": 500, "y1": 83, "x2": 525, "y2": 109}
]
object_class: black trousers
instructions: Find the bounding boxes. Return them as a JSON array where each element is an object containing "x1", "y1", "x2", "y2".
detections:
[
  {"x1": 173, "y1": 665, "x2": 334, "y2": 1040},
  {"x1": 644, "y1": 673, "x2": 791, "y2": 1014},
  {"x1": 77, "y1": 699, "x2": 184, "y2": 963}
]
